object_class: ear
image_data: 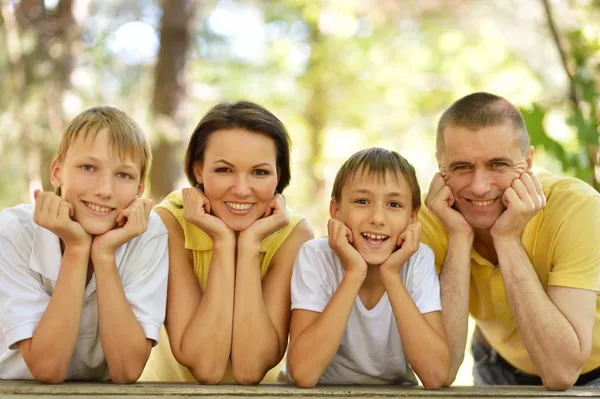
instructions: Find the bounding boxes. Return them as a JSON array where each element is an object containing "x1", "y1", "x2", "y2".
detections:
[
  {"x1": 410, "y1": 208, "x2": 419, "y2": 224},
  {"x1": 193, "y1": 162, "x2": 203, "y2": 185},
  {"x1": 329, "y1": 199, "x2": 341, "y2": 219},
  {"x1": 50, "y1": 160, "x2": 62, "y2": 189},
  {"x1": 526, "y1": 145, "x2": 534, "y2": 170}
]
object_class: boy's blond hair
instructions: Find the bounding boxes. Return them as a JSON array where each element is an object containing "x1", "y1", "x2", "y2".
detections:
[
  {"x1": 53, "y1": 106, "x2": 152, "y2": 184},
  {"x1": 331, "y1": 148, "x2": 421, "y2": 211}
]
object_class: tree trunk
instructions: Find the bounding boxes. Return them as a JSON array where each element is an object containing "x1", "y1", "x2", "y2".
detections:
[{"x1": 149, "y1": 0, "x2": 197, "y2": 202}]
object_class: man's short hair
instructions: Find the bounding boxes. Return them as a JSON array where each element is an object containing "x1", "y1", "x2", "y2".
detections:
[
  {"x1": 436, "y1": 92, "x2": 530, "y2": 156},
  {"x1": 331, "y1": 147, "x2": 421, "y2": 211}
]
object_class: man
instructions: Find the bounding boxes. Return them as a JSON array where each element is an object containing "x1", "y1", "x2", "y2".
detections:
[{"x1": 420, "y1": 92, "x2": 600, "y2": 390}]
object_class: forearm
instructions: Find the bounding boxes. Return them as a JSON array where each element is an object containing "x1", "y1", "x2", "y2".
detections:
[
  {"x1": 25, "y1": 246, "x2": 88, "y2": 382},
  {"x1": 288, "y1": 274, "x2": 363, "y2": 388},
  {"x1": 440, "y1": 234, "x2": 473, "y2": 384},
  {"x1": 496, "y1": 239, "x2": 585, "y2": 383},
  {"x1": 231, "y1": 243, "x2": 280, "y2": 383},
  {"x1": 94, "y1": 258, "x2": 149, "y2": 384},
  {"x1": 179, "y1": 242, "x2": 235, "y2": 380},
  {"x1": 381, "y1": 271, "x2": 450, "y2": 389}
]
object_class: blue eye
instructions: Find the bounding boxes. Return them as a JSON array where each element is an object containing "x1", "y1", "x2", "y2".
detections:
[
  {"x1": 81, "y1": 165, "x2": 94, "y2": 172},
  {"x1": 117, "y1": 172, "x2": 133, "y2": 179}
]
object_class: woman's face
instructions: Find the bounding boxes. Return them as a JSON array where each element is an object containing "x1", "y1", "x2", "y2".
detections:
[{"x1": 195, "y1": 128, "x2": 279, "y2": 232}]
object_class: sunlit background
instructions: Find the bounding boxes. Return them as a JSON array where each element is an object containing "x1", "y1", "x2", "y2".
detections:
[{"x1": 1, "y1": 0, "x2": 599, "y2": 385}]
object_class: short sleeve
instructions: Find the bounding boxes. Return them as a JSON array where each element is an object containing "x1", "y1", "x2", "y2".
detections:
[
  {"x1": 548, "y1": 195, "x2": 600, "y2": 291},
  {"x1": 0, "y1": 224, "x2": 50, "y2": 349},
  {"x1": 120, "y1": 213, "x2": 169, "y2": 345},
  {"x1": 418, "y1": 204, "x2": 449, "y2": 274},
  {"x1": 405, "y1": 244, "x2": 442, "y2": 314},
  {"x1": 291, "y1": 240, "x2": 335, "y2": 313}
]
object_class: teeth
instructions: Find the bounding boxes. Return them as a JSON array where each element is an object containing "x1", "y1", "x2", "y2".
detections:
[
  {"x1": 471, "y1": 199, "x2": 495, "y2": 207},
  {"x1": 362, "y1": 233, "x2": 388, "y2": 241},
  {"x1": 225, "y1": 202, "x2": 253, "y2": 210},
  {"x1": 85, "y1": 202, "x2": 112, "y2": 213}
]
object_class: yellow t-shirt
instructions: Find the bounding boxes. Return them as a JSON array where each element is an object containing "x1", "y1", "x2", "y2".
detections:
[
  {"x1": 420, "y1": 173, "x2": 600, "y2": 375},
  {"x1": 140, "y1": 191, "x2": 305, "y2": 383}
]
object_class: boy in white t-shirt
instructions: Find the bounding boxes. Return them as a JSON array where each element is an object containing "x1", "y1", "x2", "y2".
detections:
[
  {"x1": 287, "y1": 148, "x2": 450, "y2": 388},
  {"x1": 0, "y1": 106, "x2": 168, "y2": 383}
]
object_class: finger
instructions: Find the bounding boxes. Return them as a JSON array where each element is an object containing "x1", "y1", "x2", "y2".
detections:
[
  {"x1": 440, "y1": 185, "x2": 455, "y2": 208},
  {"x1": 142, "y1": 198, "x2": 153, "y2": 218},
  {"x1": 202, "y1": 195, "x2": 211, "y2": 214},
  {"x1": 519, "y1": 173, "x2": 540, "y2": 208},
  {"x1": 33, "y1": 189, "x2": 41, "y2": 200},
  {"x1": 345, "y1": 225, "x2": 353, "y2": 244},
  {"x1": 39, "y1": 194, "x2": 52, "y2": 225},
  {"x1": 530, "y1": 173, "x2": 546, "y2": 206},
  {"x1": 65, "y1": 201, "x2": 74, "y2": 218},
  {"x1": 426, "y1": 173, "x2": 446, "y2": 204},
  {"x1": 58, "y1": 201, "x2": 72, "y2": 222},
  {"x1": 502, "y1": 187, "x2": 519, "y2": 209},
  {"x1": 511, "y1": 179, "x2": 533, "y2": 209}
]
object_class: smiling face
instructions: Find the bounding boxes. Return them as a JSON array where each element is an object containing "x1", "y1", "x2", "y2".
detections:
[
  {"x1": 51, "y1": 128, "x2": 144, "y2": 235},
  {"x1": 331, "y1": 170, "x2": 417, "y2": 267},
  {"x1": 195, "y1": 129, "x2": 279, "y2": 232},
  {"x1": 438, "y1": 123, "x2": 533, "y2": 230}
]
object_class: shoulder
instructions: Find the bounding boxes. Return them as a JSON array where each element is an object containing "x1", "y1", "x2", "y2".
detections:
[
  {"x1": 0, "y1": 204, "x2": 35, "y2": 244},
  {"x1": 296, "y1": 237, "x2": 338, "y2": 267}
]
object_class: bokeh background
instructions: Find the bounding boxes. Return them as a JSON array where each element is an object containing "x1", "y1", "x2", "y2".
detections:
[{"x1": 1, "y1": 0, "x2": 599, "y2": 385}]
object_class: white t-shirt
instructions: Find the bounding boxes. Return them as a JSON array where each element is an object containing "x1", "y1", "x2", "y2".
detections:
[
  {"x1": 290, "y1": 237, "x2": 441, "y2": 385},
  {"x1": 0, "y1": 204, "x2": 169, "y2": 380}
]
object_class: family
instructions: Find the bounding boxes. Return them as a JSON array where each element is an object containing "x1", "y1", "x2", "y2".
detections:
[{"x1": 0, "y1": 93, "x2": 599, "y2": 391}]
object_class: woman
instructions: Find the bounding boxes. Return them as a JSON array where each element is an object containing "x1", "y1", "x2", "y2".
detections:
[{"x1": 140, "y1": 101, "x2": 313, "y2": 384}]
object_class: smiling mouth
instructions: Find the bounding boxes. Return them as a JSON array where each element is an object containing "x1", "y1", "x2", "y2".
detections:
[
  {"x1": 361, "y1": 232, "x2": 389, "y2": 245},
  {"x1": 225, "y1": 202, "x2": 254, "y2": 211},
  {"x1": 467, "y1": 199, "x2": 496, "y2": 207},
  {"x1": 83, "y1": 201, "x2": 115, "y2": 214}
]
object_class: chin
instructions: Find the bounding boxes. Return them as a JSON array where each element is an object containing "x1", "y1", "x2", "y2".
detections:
[
  {"x1": 360, "y1": 252, "x2": 392, "y2": 267},
  {"x1": 465, "y1": 216, "x2": 498, "y2": 231},
  {"x1": 79, "y1": 220, "x2": 115, "y2": 236}
]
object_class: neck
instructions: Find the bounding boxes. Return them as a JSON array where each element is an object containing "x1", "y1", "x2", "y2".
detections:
[{"x1": 364, "y1": 263, "x2": 383, "y2": 287}]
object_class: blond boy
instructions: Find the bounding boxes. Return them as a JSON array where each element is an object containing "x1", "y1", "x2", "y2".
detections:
[
  {"x1": 287, "y1": 148, "x2": 450, "y2": 388},
  {"x1": 0, "y1": 106, "x2": 168, "y2": 383}
]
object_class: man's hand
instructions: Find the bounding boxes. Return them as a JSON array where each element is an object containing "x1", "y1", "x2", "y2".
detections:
[
  {"x1": 425, "y1": 173, "x2": 472, "y2": 236},
  {"x1": 33, "y1": 190, "x2": 91, "y2": 249},
  {"x1": 91, "y1": 197, "x2": 153, "y2": 262},
  {"x1": 379, "y1": 222, "x2": 421, "y2": 276},
  {"x1": 238, "y1": 194, "x2": 289, "y2": 247},
  {"x1": 491, "y1": 172, "x2": 546, "y2": 241},
  {"x1": 328, "y1": 218, "x2": 367, "y2": 280},
  {"x1": 182, "y1": 187, "x2": 233, "y2": 242}
]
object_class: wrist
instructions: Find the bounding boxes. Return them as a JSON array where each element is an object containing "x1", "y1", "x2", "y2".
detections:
[
  {"x1": 492, "y1": 235, "x2": 522, "y2": 251},
  {"x1": 63, "y1": 242, "x2": 91, "y2": 259},
  {"x1": 448, "y1": 231, "x2": 474, "y2": 245},
  {"x1": 343, "y1": 268, "x2": 367, "y2": 283},
  {"x1": 379, "y1": 267, "x2": 402, "y2": 282},
  {"x1": 237, "y1": 233, "x2": 260, "y2": 251},
  {"x1": 213, "y1": 235, "x2": 236, "y2": 251}
]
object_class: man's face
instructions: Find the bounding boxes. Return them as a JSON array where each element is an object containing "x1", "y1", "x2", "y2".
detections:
[{"x1": 437, "y1": 124, "x2": 533, "y2": 231}]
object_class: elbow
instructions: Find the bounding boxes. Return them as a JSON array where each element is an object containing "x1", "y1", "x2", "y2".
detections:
[
  {"x1": 29, "y1": 363, "x2": 67, "y2": 385},
  {"x1": 231, "y1": 364, "x2": 267, "y2": 386},
  {"x1": 541, "y1": 367, "x2": 579, "y2": 391},
  {"x1": 190, "y1": 364, "x2": 226, "y2": 385},
  {"x1": 288, "y1": 364, "x2": 318, "y2": 389},
  {"x1": 109, "y1": 368, "x2": 143, "y2": 384},
  {"x1": 421, "y1": 367, "x2": 449, "y2": 390}
]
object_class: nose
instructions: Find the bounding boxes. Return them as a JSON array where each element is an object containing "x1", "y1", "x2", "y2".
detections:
[
  {"x1": 231, "y1": 174, "x2": 251, "y2": 197},
  {"x1": 94, "y1": 173, "x2": 114, "y2": 198},
  {"x1": 369, "y1": 204, "x2": 385, "y2": 226},
  {"x1": 470, "y1": 168, "x2": 492, "y2": 197}
]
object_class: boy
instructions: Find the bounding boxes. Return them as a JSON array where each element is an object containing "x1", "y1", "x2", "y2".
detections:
[
  {"x1": 287, "y1": 148, "x2": 449, "y2": 388},
  {"x1": 0, "y1": 106, "x2": 168, "y2": 383}
]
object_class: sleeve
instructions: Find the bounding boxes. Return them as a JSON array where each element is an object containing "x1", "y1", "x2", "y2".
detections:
[
  {"x1": 405, "y1": 244, "x2": 442, "y2": 314},
  {"x1": 120, "y1": 215, "x2": 169, "y2": 345},
  {"x1": 290, "y1": 240, "x2": 335, "y2": 313},
  {"x1": 0, "y1": 226, "x2": 50, "y2": 350},
  {"x1": 548, "y1": 195, "x2": 600, "y2": 291},
  {"x1": 418, "y1": 204, "x2": 450, "y2": 274}
]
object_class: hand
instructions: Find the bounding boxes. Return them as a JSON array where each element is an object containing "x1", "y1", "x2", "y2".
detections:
[
  {"x1": 327, "y1": 218, "x2": 367, "y2": 280},
  {"x1": 239, "y1": 194, "x2": 290, "y2": 247},
  {"x1": 379, "y1": 222, "x2": 422, "y2": 276},
  {"x1": 425, "y1": 173, "x2": 472, "y2": 236},
  {"x1": 490, "y1": 171, "x2": 546, "y2": 241},
  {"x1": 182, "y1": 187, "x2": 233, "y2": 242},
  {"x1": 91, "y1": 197, "x2": 153, "y2": 262},
  {"x1": 33, "y1": 190, "x2": 91, "y2": 249}
]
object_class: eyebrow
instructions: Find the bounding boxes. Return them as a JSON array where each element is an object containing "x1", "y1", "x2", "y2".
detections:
[
  {"x1": 213, "y1": 159, "x2": 274, "y2": 168},
  {"x1": 351, "y1": 189, "x2": 407, "y2": 197},
  {"x1": 448, "y1": 157, "x2": 513, "y2": 168}
]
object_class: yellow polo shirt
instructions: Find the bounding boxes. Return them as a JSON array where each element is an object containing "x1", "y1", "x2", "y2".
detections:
[
  {"x1": 140, "y1": 191, "x2": 305, "y2": 383},
  {"x1": 420, "y1": 173, "x2": 600, "y2": 375}
]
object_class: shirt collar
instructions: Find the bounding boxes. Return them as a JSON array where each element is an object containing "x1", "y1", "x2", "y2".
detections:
[{"x1": 29, "y1": 225, "x2": 127, "y2": 281}]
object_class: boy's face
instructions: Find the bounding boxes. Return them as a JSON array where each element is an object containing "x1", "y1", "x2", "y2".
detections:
[
  {"x1": 330, "y1": 170, "x2": 417, "y2": 267},
  {"x1": 51, "y1": 128, "x2": 144, "y2": 235}
]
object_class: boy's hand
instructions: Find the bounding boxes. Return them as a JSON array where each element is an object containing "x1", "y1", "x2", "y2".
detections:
[
  {"x1": 182, "y1": 187, "x2": 233, "y2": 243},
  {"x1": 91, "y1": 197, "x2": 153, "y2": 262},
  {"x1": 379, "y1": 222, "x2": 421, "y2": 276},
  {"x1": 328, "y1": 218, "x2": 367, "y2": 280},
  {"x1": 425, "y1": 173, "x2": 472, "y2": 236},
  {"x1": 491, "y1": 171, "x2": 546, "y2": 242},
  {"x1": 239, "y1": 194, "x2": 289, "y2": 247},
  {"x1": 33, "y1": 190, "x2": 91, "y2": 249}
]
